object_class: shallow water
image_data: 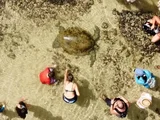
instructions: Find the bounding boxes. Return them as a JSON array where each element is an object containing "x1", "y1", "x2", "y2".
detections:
[{"x1": 0, "y1": 0, "x2": 160, "y2": 120}]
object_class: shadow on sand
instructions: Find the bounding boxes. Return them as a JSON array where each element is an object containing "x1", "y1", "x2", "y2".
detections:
[
  {"x1": 76, "y1": 80, "x2": 96, "y2": 107},
  {"x1": 127, "y1": 102, "x2": 148, "y2": 120},
  {"x1": 48, "y1": 0, "x2": 77, "y2": 5},
  {"x1": 3, "y1": 109, "x2": 18, "y2": 119},
  {"x1": 29, "y1": 105, "x2": 63, "y2": 120},
  {"x1": 149, "y1": 97, "x2": 160, "y2": 115},
  {"x1": 116, "y1": 0, "x2": 158, "y2": 12}
]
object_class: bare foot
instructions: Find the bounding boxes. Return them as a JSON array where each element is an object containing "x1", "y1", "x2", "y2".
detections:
[
  {"x1": 154, "y1": 65, "x2": 160, "y2": 69},
  {"x1": 101, "y1": 94, "x2": 107, "y2": 101}
]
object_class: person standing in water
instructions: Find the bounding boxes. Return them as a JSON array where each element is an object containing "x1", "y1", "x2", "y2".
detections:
[{"x1": 63, "y1": 69, "x2": 80, "y2": 104}]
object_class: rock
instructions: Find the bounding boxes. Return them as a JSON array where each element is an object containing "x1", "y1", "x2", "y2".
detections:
[{"x1": 101, "y1": 22, "x2": 109, "y2": 29}]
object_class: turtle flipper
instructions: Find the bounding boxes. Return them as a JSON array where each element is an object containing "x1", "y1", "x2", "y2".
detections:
[
  {"x1": 59, "y1": 26, "x2": 65, "y2": 33},
  {"x1": 93, "y1": 26, "x2": 100, "y2": 41},
  {"x1": 90, "y1": 50, "x2": 96, "y2": 67},
  {"x1": 52, "y1": 36, "x2": 60, "y2": 48}
]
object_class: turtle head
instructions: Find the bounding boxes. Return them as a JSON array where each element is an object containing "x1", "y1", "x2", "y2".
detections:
[{"x1": 93, "y1": 26, "x2": 100, "y2": 41}]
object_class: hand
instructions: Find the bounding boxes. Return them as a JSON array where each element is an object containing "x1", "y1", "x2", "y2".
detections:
[
  {"x1": 151, "y1": 25, "x2": 155, "y2": 30},
  {"x1": 20, "y1": 97, "x2": 27, "y2": 101},
  {"x1": 52, "y1": 64, "x2": 57, "y2": 68},
  {"x1": 65, "y1": 69, "x2": 69, "y2": 72}
]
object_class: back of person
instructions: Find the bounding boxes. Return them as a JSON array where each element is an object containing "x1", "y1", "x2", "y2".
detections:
[
  {"x1": 39, "y1": 67, "x2": 50, "y2": 84},
  {"x1": 101, "y1": 95, "x2": 129, "y2": 118},
  {"x1": 39, "y1": 67, "x2": 57, "y2": 85},
  {"x1": 63, "y1": 69, "x2": 80, "y2": 104},
  {"x1": 64, "y1": 82, "x2": 75, "y2": 99}
]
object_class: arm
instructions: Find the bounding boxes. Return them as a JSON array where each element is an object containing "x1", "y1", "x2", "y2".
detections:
[
  {"x1": 16, "y1": 97, "x2": 27, "y2": 108},
  {"x1": 64, "y1": 69, "x2": 69, "y2": 83},
  {"x1": 18, "y1": 97, "x2": 30, "y2": 108},
  {"x1": 19, "y1": 97, "x2": 27, "y2": 102},
  {"x1": 75, "y1": 84, "x2": 80, "y2": 96},
  {"x1": 151, "y1": 16, "x2": 160, "y2": 29}
]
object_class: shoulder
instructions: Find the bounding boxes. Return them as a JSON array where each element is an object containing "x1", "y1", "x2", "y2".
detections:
[{"x1": 73, "y1": 82, "x2": 78, "y2": 87}]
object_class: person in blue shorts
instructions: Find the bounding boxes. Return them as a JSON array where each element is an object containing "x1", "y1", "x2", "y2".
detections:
[{"x1": 134, "y1": 68, "x2": 156, "y2": 88}]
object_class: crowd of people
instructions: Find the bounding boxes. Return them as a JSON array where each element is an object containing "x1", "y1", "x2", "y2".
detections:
[{"x1": 0, "y1": 65, "x2": 158, "y2": 119}]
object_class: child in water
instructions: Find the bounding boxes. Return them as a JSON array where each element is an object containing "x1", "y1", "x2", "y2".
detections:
[
  {"x1": 39, "y1": 64, "x2": 58, "y2": 85},
  {"x1": 134, "y1": 68, "x2": 156, "y2": 88}
]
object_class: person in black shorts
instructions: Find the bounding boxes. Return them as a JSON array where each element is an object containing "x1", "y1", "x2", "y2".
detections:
[{"x1": 101, "y1": 95, "x2": 130, "y2": 118}]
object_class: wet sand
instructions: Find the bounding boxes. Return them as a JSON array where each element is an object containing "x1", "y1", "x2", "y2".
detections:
[{"x1": 0, "y1": 0, "x2": 160, "y2": 120}]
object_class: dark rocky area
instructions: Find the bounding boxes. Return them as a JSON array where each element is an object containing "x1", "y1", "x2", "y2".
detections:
[{"x1": 113, "y1": 9, "x2": 160, "y2": 58}]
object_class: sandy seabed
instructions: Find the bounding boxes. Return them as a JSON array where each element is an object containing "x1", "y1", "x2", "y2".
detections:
[{"x1": 0, "y1": 0, "x2": 160, "y2": 120}]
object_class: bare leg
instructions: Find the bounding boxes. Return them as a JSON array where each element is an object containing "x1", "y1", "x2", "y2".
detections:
[
  {"x1": 155, "y1": 65, "x2": 160, "y2": 69},
  {"x1": 152, "y1": 16, "x2": 160, "y2": 25},
  {"x1": 151, "y1": 33, "x2": 160, "y2": 43}
]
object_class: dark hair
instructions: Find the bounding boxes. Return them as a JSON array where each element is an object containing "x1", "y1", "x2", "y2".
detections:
[
  {"x1": 142, "y1": 22, "x2": 156, "y2": 36},
  {"x1": 67, "y1": 73, "x2": 74, "y2": 82},
  {"x1": 16, "y1": 107, "x2": 27, "y2": 119},
  {"x1": 16, "y1": 102, "x2": 28, "y2": 119},
  {"x1": 48, "y1": 71, "x2": 55, "y2": 78}
]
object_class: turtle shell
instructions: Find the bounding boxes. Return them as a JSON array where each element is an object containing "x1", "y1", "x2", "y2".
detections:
[{"x1": 56, "y1": 27, "x2": 95, "y2": 55}]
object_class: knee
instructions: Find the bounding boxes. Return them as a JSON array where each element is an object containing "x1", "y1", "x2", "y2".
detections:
[{"x1": 151, "y1": 35, "x2": 160, "y2": 43}]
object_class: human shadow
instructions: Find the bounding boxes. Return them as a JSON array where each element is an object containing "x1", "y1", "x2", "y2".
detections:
[
  {"x1": 76, "y1": 80, "x2": 96, "y2": 107},
  {"x1": 152, "y1": 76, "x2": 160, "y2": 92},
  {"x1": 29, "y1": 105, "x2": 63, "y2": 120},
  {"x1": 149, "y1": 97, "x2": 160, "y2": 115},
  {"x1": 116, "y1": 0, "x2": 158, "y2": 12},
  {"x1": 3, "y1": 109, "x2": 18, "y2": 119},
  {"x1": 127, "y1": 102, "x2": 148, "y2": 120},
  {"x1": 48, "y1": 0, "x2": 77, "y2": 5}
]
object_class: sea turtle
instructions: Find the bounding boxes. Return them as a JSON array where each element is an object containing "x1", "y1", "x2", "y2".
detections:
[{"x1": 52, "y1": 26, "x2": 100, "y2": 66}]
